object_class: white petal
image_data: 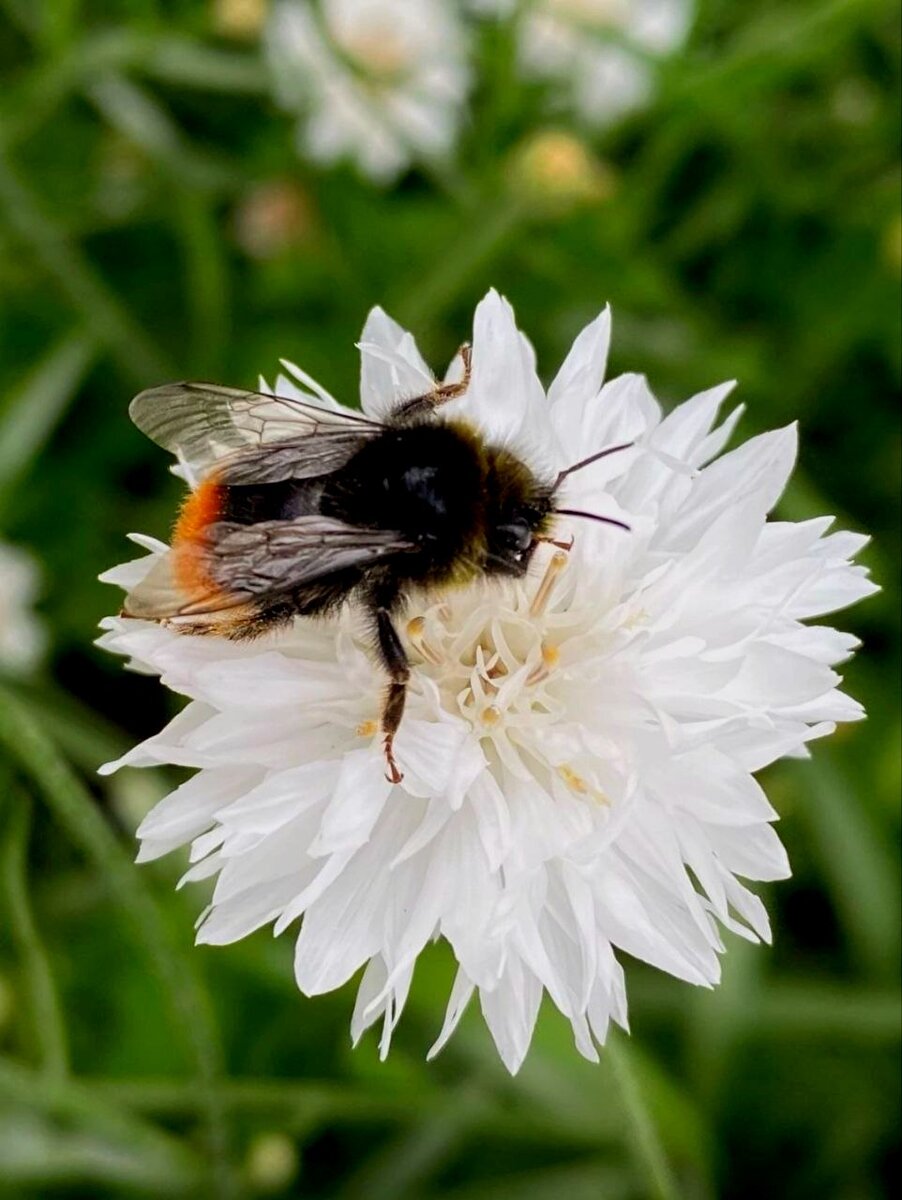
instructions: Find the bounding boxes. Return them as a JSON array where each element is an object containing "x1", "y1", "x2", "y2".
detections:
[{"x1": 358, "y1": 306, "x2": 434, "y2": 418}]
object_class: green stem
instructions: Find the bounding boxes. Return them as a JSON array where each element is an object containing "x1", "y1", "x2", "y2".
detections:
[
  {"x1": 0, "y1": 787, "x2": 69, "y2": 1079},
  {"x1": 91, "y1": 1076, "x2": 617, "y2": 1149},
  {"x1": 606, "y1": 1035, "x2": 680, "y2": 1200},
  {"x1": 175, "y1": 190, "x2": 230, "y2": 377},
  {"x1": 0, "y1": 684, "x2": 234, "y2": 1198},
  {"x1": 0, "y1": 332, "x2": 97, "y2": 520}
]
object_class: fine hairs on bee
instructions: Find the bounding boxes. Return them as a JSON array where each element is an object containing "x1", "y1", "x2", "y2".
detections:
[{"x1": 124, "y1": 346, "x2": 632, "y2": 782}]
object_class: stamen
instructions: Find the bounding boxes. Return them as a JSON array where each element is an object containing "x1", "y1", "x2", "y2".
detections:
[
  {"x1": 527, "y1": 642, "x2": 560, "y2": 685},
  {"x1": 559, "y1": 765, "x2": 588, "y2": 794},
  {"x1": 558, "y1": 764, "x2": 610, "y2": 805},
  {"x1": 407, "y1": 616, "x2": 443, "y2": 665},
  {"x1": 530, "y1": 550, "x2": 568, "y2": 617}
]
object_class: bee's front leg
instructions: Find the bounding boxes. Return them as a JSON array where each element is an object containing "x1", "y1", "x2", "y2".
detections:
[
  {"x1": 371, "y1": 601, "x2": 410, "y2": 785},
  {"x1": 392, "y1": 342, "x2": 471, "y2": 420}
]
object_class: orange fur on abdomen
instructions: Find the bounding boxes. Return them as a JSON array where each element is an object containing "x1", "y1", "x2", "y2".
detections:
[{"x1": 171, "y1": 477, "x2": 225, "y2": 598}]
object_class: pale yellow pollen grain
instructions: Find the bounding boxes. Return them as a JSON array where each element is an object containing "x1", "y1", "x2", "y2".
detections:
[
  {"x1": 481, "y1": 704, "x2": 502, "y2": 727},
  {"x1": 356, "y1": 719, "x2": 378, "y2": 738}
]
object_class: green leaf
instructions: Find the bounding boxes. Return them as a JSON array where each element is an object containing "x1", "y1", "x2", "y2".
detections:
[
  {"x1": 0, "y1": 332, "x2": 96, "y2": 519},
  {"x1": 0, "y1": 685, "x2": 235, "y2": 1197},
  {"x1": 0, "y1": 1057, "x2": 203, "y2": 1195},
  {"x1": 0, "y1": 144, "x2": 174, "y2": 384},
  {"x1": 786, "y1": 751, "x2": 900, "y2": 978},
  {"x1": 0, "y1": 786, "x2": 69, "y2": 1077}
]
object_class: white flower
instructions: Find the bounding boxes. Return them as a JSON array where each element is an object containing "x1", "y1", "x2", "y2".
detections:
[
  {"x1": 0, "y1": 541, "x2": 44, "y2": 674},
  {"x1": 265, "y1": 0, "x2": 471, "y2": 181},
  {"x1": 475, "y1": 0, "x2": 693, "y2": 127},
  {"x1": 99, "y1": 290, "x2": 875, "y2": 1073}
]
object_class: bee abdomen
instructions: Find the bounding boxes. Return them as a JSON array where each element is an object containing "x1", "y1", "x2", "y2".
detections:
[{"x1": 171, "y1": 476, "x2": 226, "y2": 598}]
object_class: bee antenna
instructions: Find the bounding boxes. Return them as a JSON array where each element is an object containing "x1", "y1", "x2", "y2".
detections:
[
  {"x1": 554, "y1": 442, "x2": 633, "y2": 488},
  {"x1": 555, "y1": 508, "x2": 631, "y2": 533}
]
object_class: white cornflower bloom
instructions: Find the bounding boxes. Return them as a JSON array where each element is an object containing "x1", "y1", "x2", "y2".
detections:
[
  {"x1": 264, "y1": 0, "x2": 471, "y2": 181},
  {"x1": 99, "y1": 290, "x2": 875, "y2": 1073},
  {"x1": 474, "y1": 0, "x2": 694, "y2": 128},
  {"x1": 0, "y1": 542, "x2": 44, "y2": 674}
]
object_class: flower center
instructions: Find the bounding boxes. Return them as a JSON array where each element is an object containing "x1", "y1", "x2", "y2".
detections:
[
  {"x1": 405, "y1": 551, "x2": 568, "y2": 731},
  {"x1": 333, "y1": 20, "x2": 416, "y2": 80},
  {"x1": 399, "y1": 550, "x2": 617, "y2": 803}
]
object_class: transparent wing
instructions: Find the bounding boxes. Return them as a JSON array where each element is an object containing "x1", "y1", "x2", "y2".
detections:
[
  {"x1": 129, "y1": 382, "x2": 384, "y2": 483},
  {"x1": 123, "y1": 516, "x2": 413, "y2": 620}
]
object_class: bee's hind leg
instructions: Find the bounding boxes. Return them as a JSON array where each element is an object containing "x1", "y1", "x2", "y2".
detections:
[{"x1": 371, "y1": 600, "x2": 410, "y2": 785}]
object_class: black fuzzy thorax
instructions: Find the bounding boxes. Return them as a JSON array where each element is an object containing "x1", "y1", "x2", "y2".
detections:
[
  {"x1": 217, "y1": 419, "x2": 553, "y2": 616},
  {"x1": 321, "y1": 422, "x2": 486, "y2": 588}
]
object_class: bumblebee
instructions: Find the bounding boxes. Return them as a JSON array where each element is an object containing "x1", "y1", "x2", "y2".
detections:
[{"x1": 124, "y1": 345, "x2": 629, "y2": 782}]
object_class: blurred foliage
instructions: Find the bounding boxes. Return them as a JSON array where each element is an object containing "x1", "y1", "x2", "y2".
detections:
[{"x1": 0, "y1": 1, "x2": 899, "y2": 1197}]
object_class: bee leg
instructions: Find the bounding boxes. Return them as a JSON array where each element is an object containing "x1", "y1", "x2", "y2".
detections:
[
  {"x1": 373, "y1": 604, "x2": 410, "y2": 785},
  {"x1": 392, "y1": 342, "x2": 472, "y2": 420},
  {"x1": 535, "y1": 533, "x2": 575, "y2": 553}
]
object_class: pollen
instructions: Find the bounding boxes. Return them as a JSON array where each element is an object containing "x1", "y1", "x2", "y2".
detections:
[
  {"x1": 404, "y1": 556, "x2": 588, "y2": 765},
  {"x1": 558, "y1": 765, "x2": 610, "y2": 806},
  {"x1": 356, "y1": 719, "x2": 378, "y2": 738},
  {"x1": 559, "y1": 765, "x2": 588, "y2": 794}
]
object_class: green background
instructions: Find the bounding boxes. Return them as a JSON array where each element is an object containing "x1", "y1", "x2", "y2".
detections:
[{"x1": 0, "y1": 2, "x2": 898, "y2": 1197}]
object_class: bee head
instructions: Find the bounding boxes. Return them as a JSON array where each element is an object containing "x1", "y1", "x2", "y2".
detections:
[
  {"x1": 486, "y1": 499, "x2": 556, "y2": 575},
  {"x1": 483, "y1": 450, "x2": 554, "y2": 577},
  {"x1": 483, "y1": 440, "x2": 635, "y2": 577}
]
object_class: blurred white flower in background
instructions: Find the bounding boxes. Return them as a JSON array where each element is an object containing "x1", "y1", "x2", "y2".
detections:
[
  {"x1": 475, "y1": 0, "x2": 694, "y2": 127},
  {"x1": 0, "y1": 542, "x2": 44, "y2": 674},
  {"x1": 265, "y1": 0, "x2": 471, "y2": 181},
  {"x1": 100, "y1": 291, "x2": 875, "y2": 1073}
]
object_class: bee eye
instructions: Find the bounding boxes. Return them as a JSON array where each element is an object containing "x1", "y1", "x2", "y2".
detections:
[{"x1": 498, "y1": 520, "x2": 532, "y2": 553}]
